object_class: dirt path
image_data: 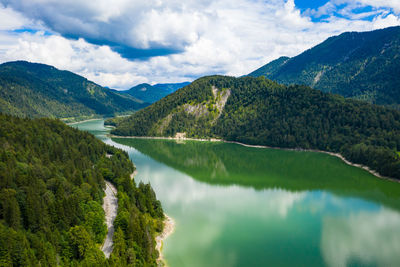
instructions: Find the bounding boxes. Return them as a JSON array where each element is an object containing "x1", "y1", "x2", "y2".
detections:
[{"x1": 101, "y1": 181, "x2": 118, "y2": 258}]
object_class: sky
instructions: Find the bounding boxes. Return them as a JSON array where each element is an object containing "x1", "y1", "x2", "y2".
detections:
[{"x1": 0, "y1": 0, "x2": 399, "y2": 89}]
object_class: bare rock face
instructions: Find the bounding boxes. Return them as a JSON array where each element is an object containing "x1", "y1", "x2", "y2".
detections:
[{"x1": 152, "y1": 85, "x2": 231, "y2": 136}]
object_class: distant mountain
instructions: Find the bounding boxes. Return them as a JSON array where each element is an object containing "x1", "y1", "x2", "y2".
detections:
[
  {"x1": 248, "y1": 26, "x2": 400, "y2": 108},
  {"x1": 0, "y1": 61, "x2": 147, "y2": 121},
  {"x1": 121, "y1": 82, "x2": 190, "y2": 103},
  {"x1": 112, "y1": 75, "x2": 400, "y2": 179}
]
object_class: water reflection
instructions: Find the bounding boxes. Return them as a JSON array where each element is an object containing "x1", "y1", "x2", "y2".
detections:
[
  {"x1": 72, "y1": 120, "x2": 400, "y2": 267},
  {"x1": 122, "y1": 139, "x2": 400, "y2": 266},
  {"x1": 113, "y1": 138, "x2": 400, "y2": 211},
  {"x1": 149, "y1": 169, "x2": 313, "y2": 266},
  {"x1": 321, "y1": 208, "x2": 400, "y2": 267}
]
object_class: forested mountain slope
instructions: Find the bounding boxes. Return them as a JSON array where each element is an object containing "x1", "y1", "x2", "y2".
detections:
[
  {"x1": 249, "y1": 56, "x2": 290, "y2": 78},
  {"x1": 112, "y1": 75, "x2": 400, "y2": 179},
  {"x1": 0, "y1": 61, "x2": 147, "y2": 121},
  {"x1": 120, "y1": 82, "x2": 190, "y2": 103},
  {"x1": 248, "y1": 26, "x2": 400, "y2": 108},
  {"x1": 0, "y1": 114, "x2": 163, "y2": 266}
]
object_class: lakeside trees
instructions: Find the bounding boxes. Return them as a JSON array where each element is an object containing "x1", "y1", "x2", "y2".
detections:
[
  {"x1": 0, "y1": 114, "x2": 163, "y2": 266},
  {"x1": 112, "y1": 75, "x2": 400, "y2": 179}
]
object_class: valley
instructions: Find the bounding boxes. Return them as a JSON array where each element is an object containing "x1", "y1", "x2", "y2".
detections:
[{"x1": 1, "y1": 15, "x2": 400, "y2": 267}]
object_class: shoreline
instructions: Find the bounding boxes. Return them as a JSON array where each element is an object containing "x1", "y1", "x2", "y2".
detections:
[
  {"x1": 110, "y1": 135, "x2": 399, "y2": 183},
  {"x1": 110, "y1": 134, "x2": 222, "y2": 142},
  {"x1": 66, "y1": 118, "x2": 103, "y2": 125},
  {"x1": 156, "y1": 214, "x2": 175, "y2": 267},
  {"x1": 66, "y1": 114, "x2": 134, "y2": 126},
  {"x1": 224, "y1": 141, "x2": 399, "y2": 183},
  {"x1": 127, "y1": 163, "x2": 174, "y2": 266},
  {"x1": 130, "y1": 169, "x2": 138, "y2": 179}
]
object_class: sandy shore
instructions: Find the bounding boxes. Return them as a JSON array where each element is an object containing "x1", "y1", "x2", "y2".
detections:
[
  {"x1": 156, "y1": 214, "x2": 175, "y2": 267},
  {"x1": 127, "y1": 165, "x2": 175, "y2": 265},
  {"x1": 130, "y1": 169, "x2": 138, "y2": 179}
]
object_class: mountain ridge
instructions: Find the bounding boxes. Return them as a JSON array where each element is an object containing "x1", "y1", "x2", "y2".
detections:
[
  {"x1": 248, "y1": 26, "x2": 400, "y2": 108},
  {"x1": 120, "y1": 81, "x2": 190, "y2": 103},
  {"x1": 0, "y1": 60, "x2": 147, "y2": 121}
]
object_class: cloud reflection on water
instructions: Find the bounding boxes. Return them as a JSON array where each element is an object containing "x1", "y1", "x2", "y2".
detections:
[
  {"x1": 71, "y1": 121, "x2": 400, "y2": 267},
  {"x1": 321, "y1": 208, "x2": 400, "y2": 267}
]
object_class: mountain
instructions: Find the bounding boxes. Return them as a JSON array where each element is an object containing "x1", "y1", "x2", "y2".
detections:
[
  {"x1": 111, "y1": 75, "x2": 400, "y2": 179},
  {"x1": 0, "y1": 113, "x2": 163, "y2": 265},
  {"x1": 249, "y1": 56, "x2": 290, "y2": 78},
  {"x1": 0, "y1": 61, "x2": 147, "y2": 121},
  {"x1": 248, "y1": 26, "x2": 400, "y2": 108},
  {"x1": 120, "y1": 82, "x2": 190, "y2": 103}
]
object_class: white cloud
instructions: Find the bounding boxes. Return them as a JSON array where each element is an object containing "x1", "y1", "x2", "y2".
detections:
[
  {"x1": 1, "y1": 32, "x2": 147, "y2": 88},
  {"x1": 0, "y1": 5, "x2": 30, "y2": 30},
  {"x1": 305, "y1": 0, "x2": 400, "y2": 20},
  {"x1": 372, "y1": 13, "x2": 400, "y2": 29},
  {"x1": 276, "y1": 0, "x2": 312, "y2": 28},
  {"x1": 0, "y1": 0, "x2": 399, "y2": 89},
  {"x1": 357, "y1": 0, "x2": 400, "y2": 13}
]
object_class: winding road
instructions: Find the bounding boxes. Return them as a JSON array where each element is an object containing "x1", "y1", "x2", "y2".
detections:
[{"x1": 101, "y1": 181, "x2": 118, "y2": 258}]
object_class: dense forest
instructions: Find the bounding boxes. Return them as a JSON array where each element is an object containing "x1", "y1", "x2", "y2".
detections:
[
  {"x1": 248, "y1": 26, "x2": 400, "y2": 108},
  {"x1": 112, "y1": 75, "x2": 400, "y2": 180},
  {"x1": 0, "y1": 114, "x2": 163, "y2": 266},
  {"x1": 0, "y1": 61, "x2": 147, "y2": 122}
]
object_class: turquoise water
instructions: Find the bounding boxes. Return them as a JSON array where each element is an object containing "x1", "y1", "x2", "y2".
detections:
[{"x1": 73, "y1": 119, "x2": 400, "y2": 267}]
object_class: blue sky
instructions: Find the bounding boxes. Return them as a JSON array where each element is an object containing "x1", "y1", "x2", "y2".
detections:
[
  {"x1": 0, "y1": 0, "x2": 399, "y2": 89},
  {"x1": 296, "y1": 0, "x2": 331, "y2": 11},
  {"x1": 297, "y1": 0, "x2": 399, "y2": 22}
]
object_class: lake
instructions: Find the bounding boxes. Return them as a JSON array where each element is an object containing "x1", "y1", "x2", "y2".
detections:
[{"x1": 73, "y1": 119, "x2": 400, "y2": 267}]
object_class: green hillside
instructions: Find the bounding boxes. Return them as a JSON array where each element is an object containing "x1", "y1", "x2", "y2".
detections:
[
  {"x1": 0, "y1": 114, "x2": 163, "y2": 266},
  {"x1": 249, "y1": 56, "x2": 290, "y2": 78},
  {"x1": 249, "y1": 26, "x2": 400, "y2": 108},
  {"x1": 0, "y1": 61, "x2": 147, "y2": 121},
  {"x1": 112, "y1": 75, "x2": 400, "y2": 179}
]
